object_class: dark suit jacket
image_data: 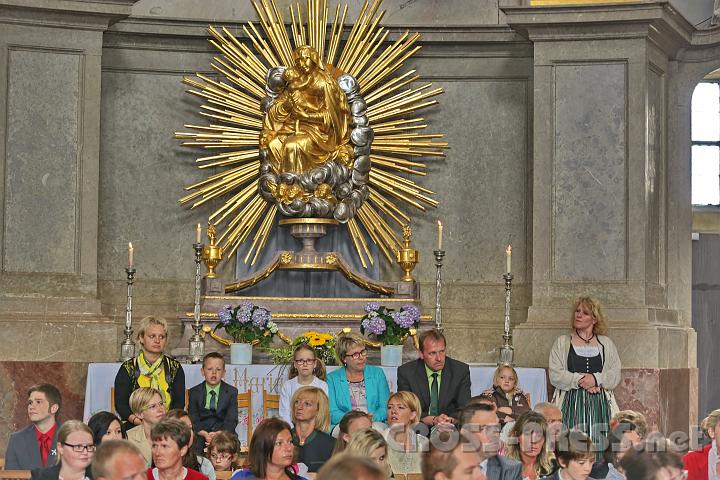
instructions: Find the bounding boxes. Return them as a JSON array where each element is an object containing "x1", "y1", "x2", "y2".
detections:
[
  {"x1": 31, "y1": 463, "x2": 94, "y2": 480},
  {"x1": 396, "y1": 357, "x2": 471, "y2": 419},
  {"x1": 187, "y1": 380, "x2": 239, "y2": 447},
  {"x1": 5, "y1": 424, "x2": 59, "y2": 470},
  {"x1": 485, "y1": 455, "x2": 523, "y2": 480}
]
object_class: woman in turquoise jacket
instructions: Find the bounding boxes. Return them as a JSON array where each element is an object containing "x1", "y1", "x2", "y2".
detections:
[{"x1": 327, "y1": 332, "x2": 390, "y2": 428}]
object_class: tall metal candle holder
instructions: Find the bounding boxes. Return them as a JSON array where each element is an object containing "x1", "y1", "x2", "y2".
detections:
[
  {"x1": 189, "y1": 242, "x2": 205, "y2": 363},
  {"x1": 433, "y1": 249, "x2": 446, "y2": 331},
  {"x1": 119, "y1": 267, "x2": 136, "y2": 361},
  {"x1": 499, "y1": 272, "x2": 515, "y2": 365}
]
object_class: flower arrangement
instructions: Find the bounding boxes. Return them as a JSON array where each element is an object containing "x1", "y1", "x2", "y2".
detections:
[
  {"x1": 263, "y1": 331, "x2": 337, "y2": 366},
  {"x1": 293, "y1": 331, "x2": 337, "y2": 366},
  {"x1": 360, "y1": 302, "x2": 420, "y2": 346},
  {"x1": 215, "y1": 301, "x2": 278, "y2": 347}
]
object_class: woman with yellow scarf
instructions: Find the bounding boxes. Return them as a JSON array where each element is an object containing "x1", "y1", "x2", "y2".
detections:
[{"x1": 113, "y1": 316, "x2": 186, "y2": 425}]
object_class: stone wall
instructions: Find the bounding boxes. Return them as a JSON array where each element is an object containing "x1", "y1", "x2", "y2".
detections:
[{"x1": 0, "y1": 0, "x2": 711, "y2": 448}]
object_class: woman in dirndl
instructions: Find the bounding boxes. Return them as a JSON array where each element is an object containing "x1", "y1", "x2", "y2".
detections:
[{"x1": 549, "y1": 296, "x2": 621, "y2": 460}]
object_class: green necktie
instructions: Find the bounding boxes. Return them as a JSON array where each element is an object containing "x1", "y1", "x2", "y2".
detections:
[
  {"x1": 430, "y1": 372, "x2": 439, "y2": 416},
  {"x1": 209, "y1": 390, "x2": 217, "y2": 411}
]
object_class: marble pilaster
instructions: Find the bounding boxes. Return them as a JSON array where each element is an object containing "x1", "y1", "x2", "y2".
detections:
[{"x1": 502, "y1": 1, "x2": 697, "y2": 431}]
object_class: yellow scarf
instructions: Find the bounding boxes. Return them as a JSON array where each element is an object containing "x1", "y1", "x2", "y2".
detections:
[{"x1": 136, "y1": 352, "x2": 171, "y2": 408}]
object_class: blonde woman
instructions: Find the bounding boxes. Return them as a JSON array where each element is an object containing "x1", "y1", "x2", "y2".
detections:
[
  {"x1": 384, "y1": 391, "x2": 429, "y2": 475},
  {"x1": 505, "y1": 411, "x2": 554, "y2": 480},
  {"x1": 684, "y1": 408, "x2": 720, "y2": 480},
  {"x1": 290, "y1": 386, "x2": 335, "y2": 472},
  {"x1": 345, "y1": 428, "x2": 391, "y2": 478},
  {"x1": 549, "y1": 297, "x2": 621, "y2": 459},
  {"x1": 31, "y1": 421, "x2": 95, "y2": 480},
  {"x1": 126, "y1": 387, "x2": 166, "y2": 465},
  {"x1": 327, "y1": 332, "x2": 390, "y2": 429},
  {"x1": 114, "y1": 316, "x2": 185, "y2": 425}
]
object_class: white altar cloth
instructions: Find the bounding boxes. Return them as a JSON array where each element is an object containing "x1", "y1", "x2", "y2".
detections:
[{"x1": 84, "y1": 363, "x2": 547, "y2": 445}]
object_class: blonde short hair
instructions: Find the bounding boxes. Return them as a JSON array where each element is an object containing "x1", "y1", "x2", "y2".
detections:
[
  {"x1": 570, "y1": 297, "x2": 608, "y2": 335},
  {"x1": 387, "y1": 391, "x2": 421, "y2": 424},
  {"x1": 129, "y1": 387, "x2": 163, "y2": 415},
  {"x1": 346, "y1": 428, "x2": 387, "y2": 457},
  {"x1": 702, "y1": 409, "x2": 720, "y2": 438},
  {"x1": 135, "y1": 316, "x2": 168, "y2": 342},
  {"x1": 291, "y1": 386, "x2": 330, "y2": 432},
  {"x1": 612, "y1": 410, "x2": 648, "y2": 438},
  {"x1": 345, "y1": 429, "x2": 390, "y2": 477},
  {"x1": 57, "y1": 420, "x2": 93, "y2": 465},
  {"x1": 335, "y1": 332, "x2": 366, "y2": 364}
]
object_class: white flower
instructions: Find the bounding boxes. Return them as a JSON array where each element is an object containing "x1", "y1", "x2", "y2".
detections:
[{"x1": 267, "y1": 321, "x2": 278, "y2": 333}]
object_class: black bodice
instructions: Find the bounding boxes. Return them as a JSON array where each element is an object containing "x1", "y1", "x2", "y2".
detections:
[{"x1": 567, "y1": 344, "x2": 603, "y2": 374}]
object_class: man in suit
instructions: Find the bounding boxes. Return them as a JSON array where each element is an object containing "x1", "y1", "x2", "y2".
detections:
[
  {"x1": 458, "y1": 403, "x2": 522, "y2": 480},
  {"x1": 187, "y1": 352, "x2": 239, "y2": 453},
  {"x1": 92, "y1": 439, "x2": 147, "y2": 480},
  {"x1": 5, "y1": 383, "x2": 62, "y2": 469},
  {"x1": 422, "y1": 435, "x2": 487, "y2": 480},
  {"x1": 397, "y1": 329, "x2": 471, "y2": 428}
]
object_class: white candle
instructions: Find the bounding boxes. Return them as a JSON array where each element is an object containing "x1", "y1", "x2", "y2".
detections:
[
  {"x1": 196, "y1": 224, "x2": 202, "y2": 244},
  {"x1": 506, "y1": 244, "x2": 512, "y2": 274},
  {"x1": 128, "y1": 242, "x2": 134, "y2": 268},
  {"x1": 437, "y1": 220, "x2": 443, "y2": 250}
]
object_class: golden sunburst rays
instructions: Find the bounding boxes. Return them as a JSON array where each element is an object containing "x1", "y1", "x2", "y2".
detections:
[{"x1": 176, "y1": 0, "x2": 448, "y2": 268}]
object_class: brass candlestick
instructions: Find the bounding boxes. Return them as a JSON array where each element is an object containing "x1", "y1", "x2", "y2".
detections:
[
  {"x1": 202, "y1": 224, "x2": 224, "y2": 278},
  {"x1": 396, "y1": 225, "x2": 418, "y2": 282},
  {"x1": 119, "y1": 267, "x2": 136, "y2": 361}
]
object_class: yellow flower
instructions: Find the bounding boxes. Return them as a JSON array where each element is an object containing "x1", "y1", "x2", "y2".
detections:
[{"x1": 308, "y1": 337, "x2": 321, "y2": 346}]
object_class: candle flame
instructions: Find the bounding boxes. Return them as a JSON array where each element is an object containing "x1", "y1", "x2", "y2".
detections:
[
  {"x1": 506, "y1": 244, "x2": 512, "y2": 254},
  {"x1": 438, "y1": 220, "x2": 442, "y2": 228},
  {"x1": 129, "y1": 242, "x2": 133, "y2": 249}
]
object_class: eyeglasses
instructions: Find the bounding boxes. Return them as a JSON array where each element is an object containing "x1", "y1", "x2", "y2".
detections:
[
  {"x1": 210, "y1": 453, "x2": 232, "y2": 461},
  {"x1": 294, "y1": 359, "x2": 316, "y2": 366},
  {"x1": 62, "y1": 442, "x2": 96, "y2": 453},
  {"x1": 143, "y1": 401, "x2": 165, "y2": 412},
  {"x1": 345, "y1": 349, "x2": 368, "y2": 360}
]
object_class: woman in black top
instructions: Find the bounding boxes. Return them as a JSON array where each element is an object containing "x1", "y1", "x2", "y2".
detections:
[
  {"x1": 113, "y1": 316, "x2": 185, "y2": 425},
  {"x1": 290, "y1": 386, "x2": 335, "y2": 472}
]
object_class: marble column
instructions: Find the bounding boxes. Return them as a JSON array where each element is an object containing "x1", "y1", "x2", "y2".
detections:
[
  {"x1": 502, "y1": 1, "x2": 697, "y2": 434},
  {"x1": 0, "y1": 1, "x2": 137, "y2": 360}
]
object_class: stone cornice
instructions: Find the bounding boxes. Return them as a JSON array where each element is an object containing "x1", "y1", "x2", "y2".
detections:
[
  {"x1": 106, "y1": 16, "x2": 529, "y2": 46},
  {"x1": 0, "y1": 0, "x2": 139, "y2": 31},
  {"x1": 501, "y1": 1, "x2": 693, "y2": 57}
]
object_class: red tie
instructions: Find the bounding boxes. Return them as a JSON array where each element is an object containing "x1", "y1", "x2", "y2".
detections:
[{"x1": 39, "y1": 433, "x2": 51, "y2": 467}]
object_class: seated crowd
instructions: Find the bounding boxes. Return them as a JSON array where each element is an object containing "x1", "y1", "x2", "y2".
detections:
[{"x1": 2, "y1": 321, "x2": 705, "y2": 480}]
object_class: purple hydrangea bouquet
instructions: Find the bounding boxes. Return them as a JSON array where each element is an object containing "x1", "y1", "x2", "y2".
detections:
[
  {"x1": 360, "y1": 302, "x2": 421, "y2": 345},
  {"x1": 215, "y1": 301, "x2": 279, "y2": 347}
]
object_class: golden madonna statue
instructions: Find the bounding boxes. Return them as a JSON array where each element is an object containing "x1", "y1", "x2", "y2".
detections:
[
  {"x1": 258, "y1": 45, "x2": 373, "y2": 221},
  {"x1": 262, "y1": 46, "x2": 354, "y2": 175}
]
